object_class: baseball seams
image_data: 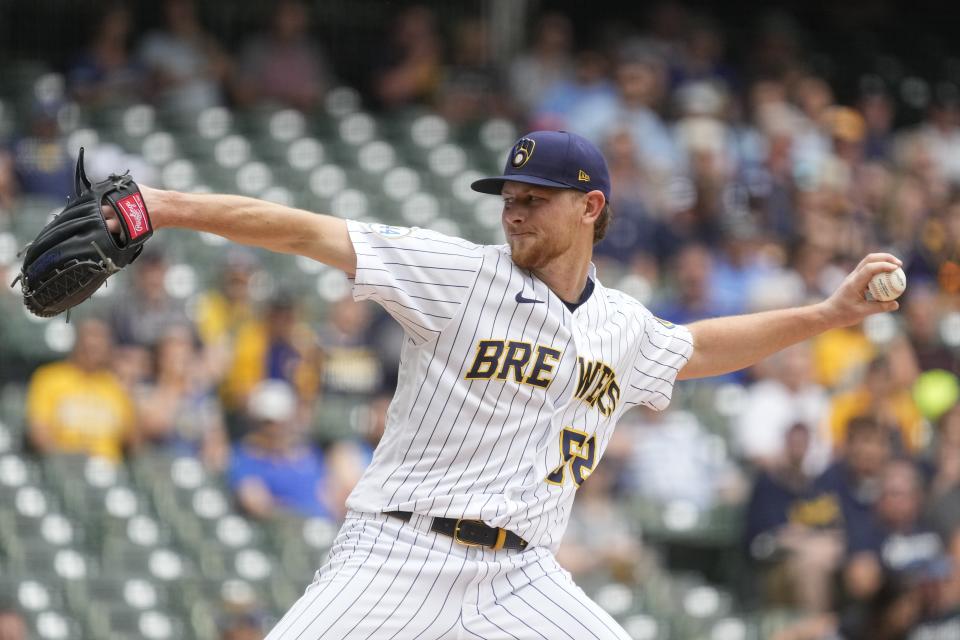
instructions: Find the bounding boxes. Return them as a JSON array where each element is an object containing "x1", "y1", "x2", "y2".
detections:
[{"x1": 867, "y1": 267, "x2": 907, "y2": 302}]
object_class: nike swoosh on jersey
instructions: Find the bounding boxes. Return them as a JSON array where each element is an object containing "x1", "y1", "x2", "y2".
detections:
[{"x1": 515, "y1": 291, "x2": 544, "y2": 304}]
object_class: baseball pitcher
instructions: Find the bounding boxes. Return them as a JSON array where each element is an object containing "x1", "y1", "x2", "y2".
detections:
[{"x1": 16, "y1": 130, "x2": 901, "y2": 638}]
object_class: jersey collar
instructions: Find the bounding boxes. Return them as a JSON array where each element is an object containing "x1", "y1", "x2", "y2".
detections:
[{"x1": 563, "y1": 277, "x2": 595, "y2": 313}]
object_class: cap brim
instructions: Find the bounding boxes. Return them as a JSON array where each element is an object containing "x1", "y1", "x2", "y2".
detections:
[{"x1": 471, "y1": 174, "x2": 575, "y2": 195}]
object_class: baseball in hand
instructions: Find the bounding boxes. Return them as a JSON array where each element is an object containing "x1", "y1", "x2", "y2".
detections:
[{"x1": 867, "y1": 266, "x2": 907, "y2": 302}]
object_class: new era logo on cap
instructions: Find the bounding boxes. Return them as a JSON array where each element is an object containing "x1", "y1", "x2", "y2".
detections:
[{"x1": 470, "y1": 130, "x2": 612, "y2": 203}]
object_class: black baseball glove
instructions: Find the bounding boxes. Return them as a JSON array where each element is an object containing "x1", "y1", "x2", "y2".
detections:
[{"x1": 12, "y1": 148, "x2": 153, "y2": 317}]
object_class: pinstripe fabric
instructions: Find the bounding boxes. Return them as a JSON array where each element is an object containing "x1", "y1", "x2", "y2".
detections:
[
  {"x1": 271, "y1": 221, "x2": 695, "y2": 638},
  {"x1": 265, "y1": 512, "x2": 632, "y2": 640},
  {"x1": 345, "y1": 221, "x2": 692, "y2": 552}
]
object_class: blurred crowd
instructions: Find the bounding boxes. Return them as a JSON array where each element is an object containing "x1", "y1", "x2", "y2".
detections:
[
  {"x1": 11, "y1": 246, "x2": 396, "y2": 640},
  {"x1": 1, "y1": 1, "x2": 960, "y2": 639}
]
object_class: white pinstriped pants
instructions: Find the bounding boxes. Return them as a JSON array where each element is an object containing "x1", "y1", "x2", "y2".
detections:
[{"x1": 265, "y1": 510, "x2": 632, "y2": 639}]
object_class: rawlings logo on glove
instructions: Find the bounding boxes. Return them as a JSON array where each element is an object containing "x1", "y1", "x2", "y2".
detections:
[
  {"x1": 116, "y1": 193, "x2": 150, "y2": 239},
  {"x1": 11, "y1": 148, "x2": 153, "y2": 317}
]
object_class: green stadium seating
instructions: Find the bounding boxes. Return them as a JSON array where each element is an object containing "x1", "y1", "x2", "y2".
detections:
[
  {"x1": 8, "y1": 541, "x2": 97, "y2": 583},
  {"x1": 0, "y1": 419, "x2": 17, "y2": 455},
  {"x1": 620, "y1": 613, "x2": 670, "y2": 640},
  {"x1": 0, "y1": 578, "x2": 66, "y2": 619},
  {"x1": 67, "y1": 576, "x2": 169, "y2": 614},
  {"x1": 101, "y1": 513, "x2": 173, "y2": 558},
  {"x1": 181, "y1": 576, "x2": 281, "y2": 621},
  {"x1": 101, "y1": 542, "x2": 196, "y2": 584},
  {"x1": 0, "y1": 483, "x2": 62, "y2": 536},
  {"x1": 0, "y1": 451, "x2": 42, "y2": 489},
  {"x1": 24, "y1": 608, "x2": 84, "y2": 640},
  {"x1": 263, "y1": 515, "x2": 337, "y2": 586},
  {"x1": 86, "y1": 602, "x2": 184, "y2": 640},
  {"x1": 0, "y1": 511, "x2": 82, "y2": 560}
]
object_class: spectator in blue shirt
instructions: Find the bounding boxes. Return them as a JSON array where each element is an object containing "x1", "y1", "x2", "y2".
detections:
[
  {"x1": 653, "y1": 243, "x2": 740, "y2": 325},
  {"x1": 567, "y1": 45, "x2": 685, "y2": 182},
  {"x1": 744, "y1": 422, "x2": 844, "y2": 612},
  {"x1": 839, "y1": 459, "x2": 948, "y2": 640},
  {"x1": 68, "y1": 2, "x2": 144, "y2": 107},
  {"x1": 812, "y1": 416, "x2": 893, "y2": 541},
  {"x1": 5, "y1": 98, "x2": 73, "y2": 200},
  {"x1": 531, "y1": 50, "x2": 616, "y2": 132},
  {"x1": 844, "y1": 460, "x2": 944, "y2": 601},
  {"x1": 228, "y1": 380, "x2": 334, "y2": 521}
]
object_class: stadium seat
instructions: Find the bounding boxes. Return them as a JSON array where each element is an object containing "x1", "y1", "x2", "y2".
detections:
[
  {"x1": 283, "y1": 136, "x2": 327, "y2": 175},
  {"x1": 101, "y1": 541, "x2": 196, "y2": 585},
  {"x1": 139, "y1": 130, "x2": 180, "y2": 168},
  {"x1": 43, "y1": 454, "x2": 152, "y2": 550},
  {"x1": 195, "y1": 106, "x2": 235, "y2": 141},
  {"x1": 337, "y1": 112, "x2": 378, "y2": 148},
  {"x1": 709, "y1": 616, "x2": 753, "y2": 640},
  {"x1": 86, "y1": 602, "x2": 184, "y2": 640},
  {"x1": 263, "y1": 515, "x2": 337, "y2": 585},
  {"x1": 0, "y1": 482, "x2": 61, "y2": 529},
  {"x1": 249, "y1": 108, "x2": 310, "y2": 161},
  {"x1": 621, "y1": 613, "x2": 669, "y2": 640},
  {"x1": 44, "y1": 452, "x2": 128, "y2": 493},
  {"x1": 0, "y1": 451, "x2": 42, "y2": 491},
  {"x1": 0, "y1": 578, "x2": 66, "y2": 618},
  {"x1": 0, "y1": 384, "x2": 26, "y2": 444},
  {"x1": 0, "y1": 510, "x2": 81, "y2": 559},
  {"x1": 25, "y1": 608, "x2": 84, "y2": 640},
  {"x1": 136, "y1": 453, "x2": 221, "y2": 502},
  {"x1": 134, "y1": 455, "x2": 280, "y2": 580},
  {"x1": 182, "y1": 576, "x2": 283, "y2": 621},
  {"x1": 68, "y1": 575, "x2": 169, "y2": 613},
  {"x1": 8, "y1": 541, "x2": 97, "y2": 583},
  {"x1": 132, "y1": 507, "x2": 173, "y2": 540},
  {"x1": 119, "y1": 104, "x2": 159, "y2": 142},
  {"x1": 212, "y1": 514, "x2": 267, "y2": 549}
]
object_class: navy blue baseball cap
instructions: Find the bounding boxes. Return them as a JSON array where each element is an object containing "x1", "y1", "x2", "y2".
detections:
[{"x1": 471, "y1": 130, "x2": 611, "y2": 203}]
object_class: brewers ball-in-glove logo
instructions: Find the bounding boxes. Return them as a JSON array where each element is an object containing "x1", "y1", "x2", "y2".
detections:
[{"x1": 510, "y1": 138, "x2": 536, "y2": 168}]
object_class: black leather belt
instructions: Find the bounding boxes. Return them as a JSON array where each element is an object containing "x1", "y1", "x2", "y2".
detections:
[{"x1": 385, "y1": 510, "x2": 529, "y2": 551}]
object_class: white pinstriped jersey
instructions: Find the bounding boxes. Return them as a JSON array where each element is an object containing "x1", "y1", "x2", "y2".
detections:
[{"x1": 344, "y1": 220, "x2": 694, "y2": 551}]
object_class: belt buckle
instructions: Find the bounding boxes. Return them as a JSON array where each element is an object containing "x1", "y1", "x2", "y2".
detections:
[{"x1": 453, "y1": 519, "x2": 487, "y2": 548}]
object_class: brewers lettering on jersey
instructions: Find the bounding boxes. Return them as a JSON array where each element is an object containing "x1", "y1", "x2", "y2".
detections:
[
  {"x1": 341, "y1": 219, "x2": 691, "y2": 551},
  {"x1": 126, "y1": 128, "x2": 904, "y2": 639}
]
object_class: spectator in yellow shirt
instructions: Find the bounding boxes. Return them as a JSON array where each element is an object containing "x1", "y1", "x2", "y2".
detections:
[
  {"x1": 193, "y1": 249, "x2": 259, "y2": 379},
  {"x1": 812, "y1": 323, "x2": 875, "y2": 389},
  {"x1": 26, "y1": 318, "x2": 138, "y2": 462},
  {"x1": 222, "y1": 294, "x2": 321, "y2": 432},
  {"x1": 830, "y1": 347, "x2": 924, "y2": 454}
]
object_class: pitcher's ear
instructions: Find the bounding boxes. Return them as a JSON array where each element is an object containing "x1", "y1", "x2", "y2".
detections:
[{"x1": 74, "y1": 147, "x2": 91, "y2": 196}]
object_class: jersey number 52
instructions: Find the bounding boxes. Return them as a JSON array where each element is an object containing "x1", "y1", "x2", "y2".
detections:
[{"x1": 545, "y1": 428, "x2": 596, "y2": 487}]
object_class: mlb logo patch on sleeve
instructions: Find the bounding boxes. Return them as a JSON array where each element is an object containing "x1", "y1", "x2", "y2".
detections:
[{"x1": 371, "y1": 224, "x2": 412, "y2": 239}]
